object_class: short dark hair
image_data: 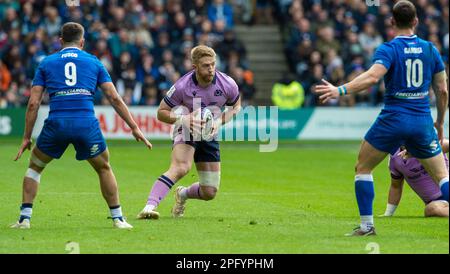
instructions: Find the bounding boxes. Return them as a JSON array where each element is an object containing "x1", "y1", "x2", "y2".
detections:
[
  {"x1": 393, "y1": 1, "x2": 417, "y2": 29},
  {"x1": 61, "y1": 22, "x2": 84, "y2": 44}
]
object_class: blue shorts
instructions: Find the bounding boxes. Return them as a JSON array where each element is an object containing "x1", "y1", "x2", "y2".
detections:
[
  {"x1": 365, "y1": 110, "x2": 441, "y2": 159},
  {"x1": 36, "y1": 118, "x2": 107, "y2": 161}
]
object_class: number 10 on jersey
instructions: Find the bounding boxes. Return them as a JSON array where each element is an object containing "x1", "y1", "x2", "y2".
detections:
[{"x1": 405, "y1": 59, "x2": 423, "y2": 88}]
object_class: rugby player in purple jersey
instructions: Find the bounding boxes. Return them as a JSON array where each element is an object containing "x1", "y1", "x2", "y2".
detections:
[
  {"x1": 137, "y1": 45, "x2": 241, "y2": 219},
  {"x1": 381, "y1": 139, "x2": 449, "y2": 217}
]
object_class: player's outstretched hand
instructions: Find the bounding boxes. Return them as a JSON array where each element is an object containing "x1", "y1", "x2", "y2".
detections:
[
  {"x1": 132, "y1": 128, "x2": 152, "y2": 150},
  {"x1": 315, "y1": 79, "x2": 339, "y2": 104},
  {"x1": 14, "y1": 138, "x2": 32, "y2": 161}
]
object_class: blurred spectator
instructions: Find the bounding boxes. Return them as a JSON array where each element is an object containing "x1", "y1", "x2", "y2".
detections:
[
  {"x1": 0, "y1": 60, "x2": 11, "y2": 93},
  {"x1": 230, "y1": 66, "x2": 256, "y2": 106},
  {"x1": 255, "y1": 0, "x2": 274, "y2": 25},
  {"x1": 272, "y1": 73, "x2": 305, "y2": 109},
  {"x1": 230, "y1": 0, "x2": 253, "y2": 25},
  {"x1": 208, "y1": 0, "x2": 234, "y2": 29}
]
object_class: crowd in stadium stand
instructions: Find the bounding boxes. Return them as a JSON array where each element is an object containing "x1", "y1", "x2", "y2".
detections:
[
  {"x1": 0, "y1": 0, "x2": 449, "y2": 109},
  {"x1": 275, "y1": 0, "x2": 449, "y2": 107},
  {"x1": 0, "y1": 0, "x2": 256, "y2": 108}
]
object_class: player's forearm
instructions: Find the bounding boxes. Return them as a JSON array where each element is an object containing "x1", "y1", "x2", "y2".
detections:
[
  {"x1": 218, "y1": 105, "x2": 241, "y2": 125},
  {"x1": 434, "y1": 88, "x2": 448, "y2": 126},
  {"x1": 433, "y1": 71, "x2": 449, "y2": 125},
  {"x1": 388, "y1": 185, "x2": 402, "y2": 206},
  {"x1": 383, "y1": 184, "x2": 403, "y2": 216},
  {"x1": 110, "y1": 98, "x2": 138, "y2": 130},
  {"x1": 23, "y1": 102, "x2": 40, "y2": 140},
  {"x1": 342, "y1": 71, "x2": 379, "y2": 95},
  {"x1": 157, "y1": 109, "x2": 177, "y2": 124}
]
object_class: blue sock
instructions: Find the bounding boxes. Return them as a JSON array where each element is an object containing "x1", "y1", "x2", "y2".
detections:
[
  {"x1": 355, "y1": 175, "x2": 375, "y2": 230},
  {"x1": 19, "y1": 203, "x2": 33, "y2": 222},
  {"x1": 439, "y1": 178, "x2": 449, "y2": 202}
]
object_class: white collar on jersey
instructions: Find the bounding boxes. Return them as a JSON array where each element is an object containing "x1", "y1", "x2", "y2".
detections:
[
  {"x1": 60, "y1": 46, "x2": 81, "y2": 51},
  {"x1": 394, "y1": 35, "x2": 418, "y2": 39}
]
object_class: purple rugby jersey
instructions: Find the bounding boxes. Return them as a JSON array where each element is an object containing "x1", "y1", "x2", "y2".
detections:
[
  {"x1": 163, "y1": 70, "x2": 240, "y2": 114},
  {"x1": 163, "y1": 70, "x2": 240, "y2": 143},
  {"x1": 389, "y1": 150, "x2": 449, "y2": 203}
]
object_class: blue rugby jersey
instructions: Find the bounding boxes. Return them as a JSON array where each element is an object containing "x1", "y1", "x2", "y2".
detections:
[
  {"x1": 32, "y1": 47, "x2": 111, "y2": 118},
  {"x1": 372, "y1": 35, "x2": 445, "y2": 114}
]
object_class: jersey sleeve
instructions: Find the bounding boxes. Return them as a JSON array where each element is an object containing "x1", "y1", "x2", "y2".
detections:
[
  {"x1": 163, "y1": 84, "x2": 183, "y2": 108},
  {"x1": 225, "y1": 78, "x2": 240, "y2": 106},
  {"x1": 95, "y1": 58, "x2": 112, "y2": 85},
  {"x1": 32, "y1": 61, "x2": 46, "y2": 87},
  {"x1": 430, "y1": 43, "x2": 445, "y2": 74},
  {"x1": 388, "y1": 158, "x2": 404, "y2": 180},
  {"x1": 372, "y1": 43, "x2": 393, "y2": 70}
]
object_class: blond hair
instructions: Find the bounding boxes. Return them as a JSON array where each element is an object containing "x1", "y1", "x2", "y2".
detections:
[{"x1": 191, "y1": 45, "x2": 216, "y2": 65}]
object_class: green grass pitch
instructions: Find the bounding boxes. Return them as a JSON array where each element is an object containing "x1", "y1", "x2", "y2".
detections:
[{"x1": 0, "y1": 139, "x2": 448, "y2": 254}]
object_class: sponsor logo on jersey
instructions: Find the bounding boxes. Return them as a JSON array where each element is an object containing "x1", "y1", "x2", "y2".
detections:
[
  {"x1": 54, "y1": 89, "x2": 92, "y2": 97},
  {"x1": 394, "y1": 91, "x2": 429, "y2": 99}
]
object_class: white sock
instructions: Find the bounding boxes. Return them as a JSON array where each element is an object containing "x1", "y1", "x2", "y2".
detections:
[
  {"x1": 360, "y1": 215, "x2": 374, "y2": 232},
  {"x1": 144, "y1": 204, "x2": 156, "y2": 211},
  {"x1": 110, "y1": 206, "x2": 123, "y2": 219},
  {"x1": 384, "y1": 204, "x2": 398, "y2": 216},
  {"x1": 179, "y1": 187, "x2": 188, "y2": 201}
]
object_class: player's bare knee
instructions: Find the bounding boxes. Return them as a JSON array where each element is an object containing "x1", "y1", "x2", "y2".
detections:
[
  {"x1": 201, "y1": 187, "x2": 217, "y2": 201},
  {"x1": 95, "y1": 161, "x2": 112, "y2": 174},
  {"x1": 425, "y1": 202, "x2": 449, "y2": 217}
]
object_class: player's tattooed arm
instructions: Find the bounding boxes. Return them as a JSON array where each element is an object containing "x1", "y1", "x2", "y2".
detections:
[{"x1": 15, "y1": 85, "x2": 45, "y2": 161}]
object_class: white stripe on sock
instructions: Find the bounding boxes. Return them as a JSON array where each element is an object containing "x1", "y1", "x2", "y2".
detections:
[
  {"x1": 21, "y1": 207, "x2": 32, "y2": 218},
  {"x1": 439, "y1": 177, "x2": 449, "y2": 188},
  {"x1": 360, "y1": 215, "x2": 374, "y2": 232},
  {"x1": 355, "y1": 174, "x2": 374, "y2": 182},
  {"x1": 110, "y1": 206, "x2": 123, "y2": 219}
]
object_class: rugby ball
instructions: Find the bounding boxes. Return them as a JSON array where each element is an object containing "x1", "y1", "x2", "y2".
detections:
[{"x1": 201, "y1": 108, "x2": 215, "y2": 140}]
